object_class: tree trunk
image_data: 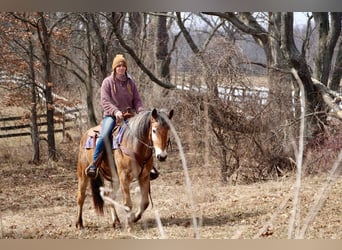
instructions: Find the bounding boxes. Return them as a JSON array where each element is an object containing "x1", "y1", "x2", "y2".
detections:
[
  {"x1": 329, "y1": 32, "x2": 342, "y2": 91},
  {"x1": 155, "y1": 13, "x2": 171, "y2": 81},
  {"x1": 281, "y1": 13, "x2": 327, "y2": 142},
  {"x1": 129, "y1": 12, "x2": 143, "y2": 51},
  {"x1": 89, "y1": 13, "x2": 110, "y2": 81},
  {"x1": 38, "y1": 12, "x2": 57, "y2": 161},
  {"x1": 313, "y1": 12, "x2": 341, "y2": 86},
  {"x1": 268, "y1": 12, "x2": 294, "y2": 123},
  {"x1": 85, "y1": 15, "x2": 97, "y2": 126},
  {"x1": 28, "y1": 32, "x2": 40, "y2": 163}
]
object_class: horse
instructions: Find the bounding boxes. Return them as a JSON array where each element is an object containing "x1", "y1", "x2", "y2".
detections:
[{"x1": 75, "y1": 108, "x2": 174, "y2": 229}]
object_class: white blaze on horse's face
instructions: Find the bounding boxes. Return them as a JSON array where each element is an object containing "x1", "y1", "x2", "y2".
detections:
[
  {"x1": 150, "y1": 109, "x2": 173, "y2": 162},
  {"x1": 151, "y1": 124, "x2": 169, "y2": 162}
]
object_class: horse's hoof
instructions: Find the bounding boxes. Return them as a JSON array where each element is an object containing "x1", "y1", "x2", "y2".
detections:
[
  {"x1": 113, "y1": 219, "x2": 121, "y2": 229},
  {"x1": 127, "y1": 214, "x2": 134, "y2": 223},
  {"x1": 76, "y1": 221, "x2": 84, "y2": 229},
  {"x1": 133, "y1": 214, "x2": 142, "y2": 223}
]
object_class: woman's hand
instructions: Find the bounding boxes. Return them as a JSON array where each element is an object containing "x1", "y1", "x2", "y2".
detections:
[{"x1": 115, "y1": 110, "x2": 123, "y2": 120}]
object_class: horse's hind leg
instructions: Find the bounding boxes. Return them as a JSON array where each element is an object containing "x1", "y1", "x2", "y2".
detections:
[
  {"x1": 76, "y1": 173, "x2": 89, "y2": 229},
  {"x1": 133, "y1": 175, "x2": 150, "y2": 223}
]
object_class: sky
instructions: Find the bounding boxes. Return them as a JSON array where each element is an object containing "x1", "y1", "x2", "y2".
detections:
[{"x1": 294, "y1": 12, "x2": 311, "y2": 26}]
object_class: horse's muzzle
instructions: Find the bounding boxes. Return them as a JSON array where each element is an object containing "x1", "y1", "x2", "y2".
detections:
[{"x1": 157, "y1": 154, "x2": 167, "y2": 162}]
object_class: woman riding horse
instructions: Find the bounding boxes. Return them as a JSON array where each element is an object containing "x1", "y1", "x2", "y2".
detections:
[
  {"x1": 85, "y1": 54, "x2": 145, "y2": 178},
  {"x1": 76, "y1": 108, "x2": 174, "y2": 229}
]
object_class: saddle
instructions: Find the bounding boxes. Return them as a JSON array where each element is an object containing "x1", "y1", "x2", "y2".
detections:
[
  {"x1": 87, "y1": 124, "x2": 102, "y2": 138},
  {"x1": 85, "y1": 124, "x2": 120, "y2": 149},
  {"x1": 84, "y1": 111, "x2": 134, "y2": 149}
]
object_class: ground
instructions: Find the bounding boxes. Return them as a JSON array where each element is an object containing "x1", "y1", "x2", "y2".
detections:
[{"x1": 0, "y1": 137, "x2": 341, "y2": 239}]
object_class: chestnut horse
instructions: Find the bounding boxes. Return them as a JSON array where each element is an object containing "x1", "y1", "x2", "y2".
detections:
[{"x1": 76, "y1": 108, "x2": 173, "y2": 229}]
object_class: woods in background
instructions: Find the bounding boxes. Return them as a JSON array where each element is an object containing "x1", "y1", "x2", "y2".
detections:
[{"x1": 0, "y1": 12, "x2": 341, "y2": 182}]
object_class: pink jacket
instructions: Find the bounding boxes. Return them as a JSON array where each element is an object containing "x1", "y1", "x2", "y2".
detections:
[{"x1": 101, "y1": 73, "x2": 144, "y2": 117}]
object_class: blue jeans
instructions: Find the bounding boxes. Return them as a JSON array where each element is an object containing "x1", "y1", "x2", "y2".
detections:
[{"x1": 92, "y1": 116, "x2": 116, "y2": 162}]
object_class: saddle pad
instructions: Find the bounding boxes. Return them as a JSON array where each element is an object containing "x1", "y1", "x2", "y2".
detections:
[{"x1": 84, "y1": 123, "x2": 127, "y2": 150}]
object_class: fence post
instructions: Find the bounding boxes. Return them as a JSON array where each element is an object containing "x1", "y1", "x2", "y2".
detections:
[
  {"x1": 223, "y1": 86, "x2": 228, "y2": 101},
  {"x1": 62, "y1": 107, "x2": 66, "y2": 139}
]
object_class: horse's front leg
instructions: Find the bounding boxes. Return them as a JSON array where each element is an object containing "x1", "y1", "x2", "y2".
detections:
[
  {"x1": 119, "y1": 172, "x2": 134, "y2": 225},
  {"x1": 134, "y1": 174, "x2": 150, "y2": 223},
  {"x1": 109, "y1": 181, "x2": 121, "y2": 228}
]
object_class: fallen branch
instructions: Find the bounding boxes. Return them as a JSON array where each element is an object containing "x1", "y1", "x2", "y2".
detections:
[{"x1": 311, "y1": 77, "x2": 342, "y2": 120}]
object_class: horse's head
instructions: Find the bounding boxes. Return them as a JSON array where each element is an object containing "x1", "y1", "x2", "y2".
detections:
[{"x1": 150, "y1": 108, "x2": 173, "y2": 162}]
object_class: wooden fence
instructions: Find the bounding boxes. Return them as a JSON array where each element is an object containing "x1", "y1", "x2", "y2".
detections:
[
  {"x1": 177, "y1": 82, "x2": 269, "y2": 105},
  {"x1": 0, "y1": 108, "x2": 83, "y2": 139},
  {"x1": 1, "y1": 71, "x2": 86, "y2": 140}
]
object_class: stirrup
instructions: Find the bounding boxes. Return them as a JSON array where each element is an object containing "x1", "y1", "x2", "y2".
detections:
[{"x1": 85, "y1": 164, "x2": 99, "y2": 178}]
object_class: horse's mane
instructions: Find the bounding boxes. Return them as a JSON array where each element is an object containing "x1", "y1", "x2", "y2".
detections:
[
  {"x1": 126, "y1": 110, "x2": 151, "y2": 141},
  {"x1": 125, "y1": 109, "x2": 170, "y2": 142}
]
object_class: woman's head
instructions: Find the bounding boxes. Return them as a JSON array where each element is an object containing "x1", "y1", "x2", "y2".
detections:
[{"x1": 112, "y1": 54, "x2": 127, "y2": 76}]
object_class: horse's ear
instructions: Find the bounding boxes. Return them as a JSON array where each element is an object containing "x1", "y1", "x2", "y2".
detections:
[
  {"x1": 168, "y1": 109, "x2": 174, "y2": 119},
  {"x1": 151, "y1": 108, "x2": 158, "y2": 119}
]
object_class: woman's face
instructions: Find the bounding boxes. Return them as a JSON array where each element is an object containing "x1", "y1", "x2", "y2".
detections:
[{"x1": 115, "y1": 63, "x2": 126, "y2": 77}]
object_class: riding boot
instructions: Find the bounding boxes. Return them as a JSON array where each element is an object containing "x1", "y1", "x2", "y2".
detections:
[
  {"x1": 150, "y1": 166, "x2": 159, "y2": 180},
  {"x1": 85, "y1": 162, "x2": 98, "y2": 178}
]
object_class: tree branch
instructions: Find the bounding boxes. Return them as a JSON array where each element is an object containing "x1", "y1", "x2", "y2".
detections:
[
  {"x1": 202, "y1": 12, "x2": 268, "y2": 47},
  {"x1": 176, "y1": 12, "x2": 200, "y2": 54},
  {"x1": 111, "y1": 13, "x2": 175, "y2": 89},
  {"x1": 311, "y1": 77, "x2": 342, "y2": 120},
  {"x1": 203, "y1": 20, "x2": 224, "y2": 50},
  {"x1": 301, "y1": 14, "x2": 314, "y2": 56}
]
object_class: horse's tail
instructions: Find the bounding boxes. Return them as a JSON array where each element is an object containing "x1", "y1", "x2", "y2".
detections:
[{"x1": 90, "y1": 175, "x2": 104, "y2": 215}]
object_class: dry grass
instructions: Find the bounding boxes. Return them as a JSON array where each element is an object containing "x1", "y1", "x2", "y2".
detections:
[{"x1": 0, "y1": 139, "x2": 341, "y2": 239}]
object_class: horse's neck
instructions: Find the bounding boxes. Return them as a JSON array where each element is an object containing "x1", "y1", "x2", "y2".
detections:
[{"x1": 125, "y1": 127, "x2": 152, "y2": 154}]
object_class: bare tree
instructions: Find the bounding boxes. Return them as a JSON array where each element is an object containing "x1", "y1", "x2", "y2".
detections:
[
  {"x1": 10, "y1": 12, "x2": 72, "y2": 160},
  {"x1": 110, "y1": 12, "x2": 175, "y2": 89},
  {"x1": 175, "y1": 12, "x2": 252, "y2": 182},
  {"x1": 57, "y1": 13, "x2": 103, "y2": 126},
  {"x1": 0, "y1": 13, "x2": 41, "y2": 162},
  {"x1": 330, "y1": 37, "x2": 342, "y2": 91},
  {"x1": 27, "y1": 23, "x2": 40, "y2": 163},
  {"x1": 89, "y1": 13, "x2": 115, "y2": 82},
  {"x1": 155, "y1": 12, "x2": 171, "y2": 81},
  {"x1": 312, "y1": 12, "x2": 341, "y2": 86},
  {"x1": 36, "y1": 12, "x2": 57, "y2": 160},
  {"x1": 203, "y1": 12, "x2": 341, "y2": 145},
  {"x1": 128, "y1": 12, "x2": 143, "y2": 51}
]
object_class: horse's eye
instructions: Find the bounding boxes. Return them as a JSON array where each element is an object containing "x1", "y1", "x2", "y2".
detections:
[{"x1": 152, "y1": 128, "x2": 156, "y2": 134}]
